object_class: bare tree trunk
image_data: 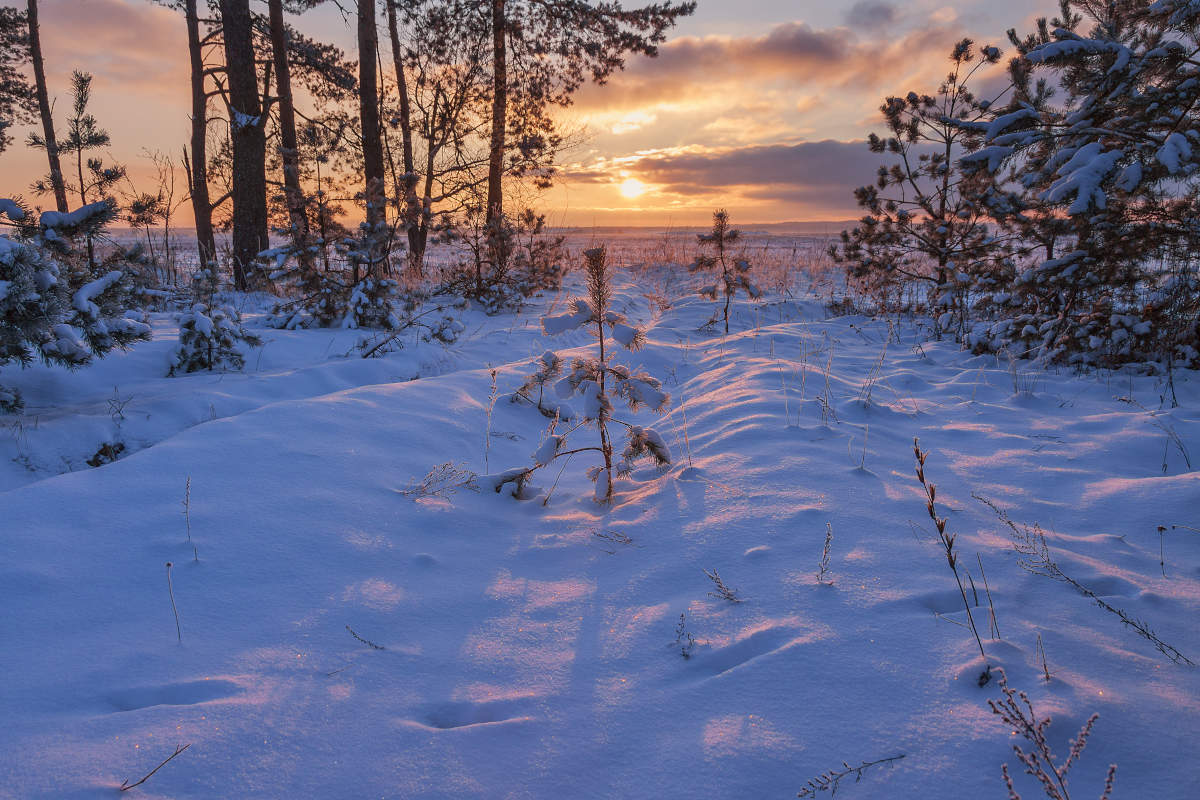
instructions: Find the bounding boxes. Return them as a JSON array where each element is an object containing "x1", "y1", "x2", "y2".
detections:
[
  {"x1": 26, "y1": 0, "x2": 67, "y2": 213},
  {"x1": 268, "y1": 0, "x2": 309, "y2": 261},
  {"x1": 184, "y1": 0, "x2": 216, "y2": 272},
  {"x1": 358, "y1": 0, "x2": 386, "y2": 279},
  {"x1": 486, "y1": 0, "x2": 506, "y2": 253},
  {"x1": 385, "y1": 0, "x2": 422, "y2": 272},
  {"x1": 220, "y1": 0, "x2": 268, "y2": 291}
]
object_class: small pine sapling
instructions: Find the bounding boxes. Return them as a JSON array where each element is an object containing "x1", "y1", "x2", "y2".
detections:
[
  {"x1": 691, "y1": 209, "x2": 760, "y2": 333},
  {"x1": 342, "y1": 275, "x2": 402, "y2": 330},
  {"x1": 491, "y1": 246, "x2": 670, "y2": 503},
  {"x1": 168, "y1": 304, "x2": 262, "y2": 376}
]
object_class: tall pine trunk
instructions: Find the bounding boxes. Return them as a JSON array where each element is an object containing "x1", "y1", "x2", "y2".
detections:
[
  {"x1": 184, "y1": 0, "x2": 216, "y2": 272},
  {"x1": 385, "y1": 0, "x2": 422, "y2": 272},
  {"x1": 486, "y1": 0, "x2": 507, "y2": 266},
  {"x1": 358, "y1": 0, "x2": 386, "y2": 279},
  {"x1": 268, "y1": 0, "x2": 309, "y2": 259},
  {"x1": 26, "y1": 0, "x2": 67, "y2": 213},
  {"x1": 220, "y1": 0, "x2": 268, "y2": 291}
]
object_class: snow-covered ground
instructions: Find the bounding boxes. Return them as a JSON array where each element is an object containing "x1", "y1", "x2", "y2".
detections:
[{"x1": 1, "y1": 262, "x2": 1197, "y2": 798}]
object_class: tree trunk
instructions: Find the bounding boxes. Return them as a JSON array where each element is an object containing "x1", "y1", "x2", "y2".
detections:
[
  {"x1": 268, "y1": 0, "x2": 309, "y2": 261},
  {"x1": 358, "y1": 0, "x2": 386, "y2": 278},
  {"x1": 385, "y1": 0, "x2": 422, "y2": 272},
  {"x1": 26, "y1": 0, "x2": 67, "y2": 213},
  {"x1": 220, "y1": 0, "x2": 268, "y2": 291},
  {"x1": 184, "y1": 0, "x2": 217, "y2": 272},
  {"x1": 486, "y1": 0, "x2": 507, "y2": 234}
]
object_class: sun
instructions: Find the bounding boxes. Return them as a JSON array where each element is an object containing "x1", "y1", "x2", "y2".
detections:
[{"x1": 618, "y1": 178, "x2": 648, "y2": 199}]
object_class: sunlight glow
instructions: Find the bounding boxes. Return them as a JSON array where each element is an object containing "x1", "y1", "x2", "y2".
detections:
[{"x1": 619, "y1": 178, "x2": 648, "y2": 199}]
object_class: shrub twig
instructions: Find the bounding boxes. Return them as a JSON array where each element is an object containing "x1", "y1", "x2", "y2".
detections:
[
  {"x1": 703, "y1": 568, "x2": 742, "y2": 603},
  {"x1": 119, "y1": 743, "x2": 191, "y2": 792},
  {"x1": 797, "y1": 753, "x2": 906, "y2": 797}
]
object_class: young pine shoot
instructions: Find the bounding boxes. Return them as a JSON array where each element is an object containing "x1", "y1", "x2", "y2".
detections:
[
  {"x1": 691, "y1": 209, "x2": 760, "y2": 334},
  {"x1": 491, "y1": 247, "x2": 670, "y2": 503}
]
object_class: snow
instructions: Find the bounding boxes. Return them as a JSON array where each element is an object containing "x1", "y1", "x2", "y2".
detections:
[
  {"x1": 542, "y1": 299, "x2": 594, "y2": 334},
  {"x1": 0, "y1": 235, "x2": 18, "y2": 266},
  {"x1": 0, "y1": 260, "x2": 1198, "y2": 797},
  {"x1": 231, "y1": 109, "x2": 261, "y2": 131},
  {"x1": 0, "y1": 198, "x2": 25, "y2": 221},
  {"x1": 1043, "y1": 143, "x2": 1124, "y2": 213},
  {"x1": 39, "y1": 200, "x2": 112, "y2": 232},
  {"x1": 72, "y1": 270, "x2": 125, "y2": 319},
  {"x1": 1156, "y1": 132, "x2": 1193, "y2": 174}
]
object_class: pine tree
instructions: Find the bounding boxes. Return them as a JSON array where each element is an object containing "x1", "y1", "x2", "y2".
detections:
[
  {"x1": 835, "y1": 40, "x2": 1006, "y2": 333},
  {"x1": 168, "y1": 303, "x2": 262, "y2": 376},
  {"x1": 0, "y1": 198, "x2": 150, "y2": 412},
  {"x1": 24, "y1": 0, "x2": 67, "y2": 213},
  {"x1": 491, "y1": 246, "x2": 669, "y2": 504},
  {"x1": 483, "y1": 0, "x2": 695, "y2": 261},
  {"x1": 0, "y1": 6, "x2": 35, "y2": 155},
  {"x1": 690, "y1": 209, "x2": 760, "y2": 334},
  {"x1": 28, "y1": 72, "x2": 126, "y2": 271},
  {"x1": 956, "y1": 0, "x2": 1200, "y2": 367}
]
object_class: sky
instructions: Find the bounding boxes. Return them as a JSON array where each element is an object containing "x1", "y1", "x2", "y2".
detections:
[{"x1": 0, "y1": 0, "x2": 1052, "y2": 227}]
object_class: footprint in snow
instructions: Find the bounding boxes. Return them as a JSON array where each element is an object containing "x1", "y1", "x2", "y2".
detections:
[{"x1": 105, "y1": 679, "x2": 243, "y2": 713}]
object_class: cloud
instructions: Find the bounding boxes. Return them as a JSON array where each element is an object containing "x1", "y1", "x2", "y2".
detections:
[
  {"x1": 38, "y1": 0, "x2": 190, "y2": 98},
  {"x1": 572, "y1": 19, "x2": 971, "y2": 116},
  {"x1": 843, "y1": 2, "x2": 900, "y2": 31},
  {"x1": 563, "y1": 140, "x2": 895, "y2": 217}
]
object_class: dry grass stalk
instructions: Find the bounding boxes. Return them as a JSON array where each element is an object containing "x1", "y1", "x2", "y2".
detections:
[
  {"x1": 346, "y1": 625, "x2": 385, "y2": 650},
  {"x1": 913, "y1": 438, "x2": 990, "y2": 680},
  {"x1": 165, "y1": 561, "x2": 181, "y2": 645},
  {"x1": 816, "y1": 522, "x2": 834, "y2": 585}
]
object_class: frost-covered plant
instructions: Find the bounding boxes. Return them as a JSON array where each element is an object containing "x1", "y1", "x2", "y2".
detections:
[
  {"x1": 834, "y1": 40, "x2": 1005, "y2": 332},
  {"x1": 990, "y1": 670, "x2": 1115, "y2": 800},
  {"x1": 690, "y1": 209, "x2": 759, "y2": 334},
  {"x1": 491, "y1": 246, "x2": 670, "y2": 503},
  {"x1": 957, "y1": 1, "x2": 1200, "y2": 367},
  {"x1": 0, "y1": 197, "x2": 150, "y2": 412},
  {"x1": 168, "y1": 303, "x2": 262, "y2": 376},
  {"x1": 260, "y1": 236, "x2": 348, "y2": 330}
]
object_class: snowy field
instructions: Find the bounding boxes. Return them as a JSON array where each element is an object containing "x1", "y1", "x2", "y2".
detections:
[{"x1": 1, "y1": 254, "x2": 1198, "y2": 798}]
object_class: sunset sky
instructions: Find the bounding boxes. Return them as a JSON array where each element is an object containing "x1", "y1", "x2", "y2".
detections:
[{"x1": 1, "y1": 0, "x2": 1052, "y2": 227}]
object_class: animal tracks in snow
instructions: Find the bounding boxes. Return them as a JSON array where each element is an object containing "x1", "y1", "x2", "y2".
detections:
[{"x1": 402, "y1": 698, "x2": 535, "y2": 731}]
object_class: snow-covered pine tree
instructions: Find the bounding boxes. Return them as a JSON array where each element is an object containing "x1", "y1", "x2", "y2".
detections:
[
  {"x1": 0, "y1": 197, "x2": 150, "y2": 412},
  {"x1": 491, "y1": 246, "x2": 669, "y2": 503},
  {"x1": 955, "y1": 0, "x2": 1200, "y2": 367},
  {"x1": 262, "y1": 239, "x2": 349, "y2": 330},
  {"x1": 690, "y1": 209, "x2": 759, "y2": 334},
  {"x1": 339, "y1": 218, "x2": 403, "y2": 330},
  {"x1": 834, "y1": 40, "x2": 1006, "y2": 332},
  {"x1": 168, "y1": 303, "x2": 262, "y2": 375}
]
